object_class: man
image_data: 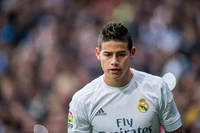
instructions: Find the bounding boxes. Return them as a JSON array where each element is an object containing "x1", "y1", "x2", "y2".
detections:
[{"x1": 68, "y1": 22, "x2": 183, "y2": 133}]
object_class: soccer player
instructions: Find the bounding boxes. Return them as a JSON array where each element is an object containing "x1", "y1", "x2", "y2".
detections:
[{"x1": 68, "y1": 22, "x2": 183, "y2": 133}]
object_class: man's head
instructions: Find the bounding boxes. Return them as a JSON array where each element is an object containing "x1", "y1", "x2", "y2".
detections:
[
  {"x1": 96, "y1": 22, "x2": 136, "y2": 86},
  {"x1": 98, "y1": 22, "x2": 133, "y2": 52}
]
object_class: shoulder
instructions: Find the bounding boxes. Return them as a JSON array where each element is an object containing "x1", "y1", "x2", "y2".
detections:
[
  {"x1": 133, "y1": 69, "x2": 169, "y2": 95},
  {"x1": 133, "y1": 69, "x2": 173, "y2": 109},
  {"x1": 70, "y1": 76, "x2": 103, "y2": 107},
  {"x1": 134, "y1": 69, "x2": 163, "y2": 87}
]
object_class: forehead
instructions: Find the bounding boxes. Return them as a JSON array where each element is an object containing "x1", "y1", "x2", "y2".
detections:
[{"x1": 101, "y1": 40, "x2": 129, "y2": 52}]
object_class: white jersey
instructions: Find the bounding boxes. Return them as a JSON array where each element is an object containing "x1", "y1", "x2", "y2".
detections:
[{"x1": 68, "y1": 68, "x2": 182, "y2": 133}]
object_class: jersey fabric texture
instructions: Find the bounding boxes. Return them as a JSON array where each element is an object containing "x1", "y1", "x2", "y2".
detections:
[{"x1": 68, "y1": 68, "x2": 182, "y2": 133}]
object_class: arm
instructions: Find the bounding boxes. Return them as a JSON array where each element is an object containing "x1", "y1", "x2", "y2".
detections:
[
  {"x1": 158, "y1": 80, "x2": 183, "y2": 132},
  {"x1": 166, "y1": 126, "x2": 183, "y2": 133},
  {"x1": 68, "y1": 109, "x2": 91, "y2": 133},
  {"x1": 68, "y1": 95, "x2": 91, "y2": 133}
]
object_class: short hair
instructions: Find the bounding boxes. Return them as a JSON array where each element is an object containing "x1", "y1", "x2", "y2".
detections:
[{"x1": 98, "y1": 21, "x2": 133, "y2": 52}]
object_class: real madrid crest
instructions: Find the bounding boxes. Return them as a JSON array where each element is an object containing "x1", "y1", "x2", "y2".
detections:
[{"x1": 138, "y1": 99, "x2": 149, "y2": 113}]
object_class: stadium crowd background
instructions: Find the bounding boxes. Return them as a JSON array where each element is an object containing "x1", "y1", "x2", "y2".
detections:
[{"x1": 0, "y1": 0, "x2": 200, "y2": 132}]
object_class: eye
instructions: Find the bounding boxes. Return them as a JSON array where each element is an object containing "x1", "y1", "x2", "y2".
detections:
[
  {"x1": 118, "y1": 53, "x2": 126, "y2": 57},
  {"x1": 104, "y1": 53, "x2": 112, "y2": 57}
]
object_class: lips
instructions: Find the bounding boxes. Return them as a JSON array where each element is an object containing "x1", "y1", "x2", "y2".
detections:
[{"x1": 110, "y1": 68, "x2": 121, "y2": 71}]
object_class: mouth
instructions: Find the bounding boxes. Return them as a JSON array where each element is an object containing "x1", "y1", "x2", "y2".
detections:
[{"x1": 110, "y1": 68, "x2": 121, "y2": 72}]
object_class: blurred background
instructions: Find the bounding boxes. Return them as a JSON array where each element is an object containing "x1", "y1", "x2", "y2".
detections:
[{"x1": 0, "y1": 0, "x2": 199, "y2": 132}]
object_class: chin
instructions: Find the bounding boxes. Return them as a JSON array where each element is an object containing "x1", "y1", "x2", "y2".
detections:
[{"x1": 109, "y1": 74, "x2": 122, "y2": 80}]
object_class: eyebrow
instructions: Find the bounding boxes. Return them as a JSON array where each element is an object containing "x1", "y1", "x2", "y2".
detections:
[{"x1": 103, "y1": 50, "x2": 127, "y2": 54}]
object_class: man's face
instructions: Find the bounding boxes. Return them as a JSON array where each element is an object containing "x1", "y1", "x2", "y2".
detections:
[{"x1": 96, "y1": 40, "x2": 136, "y2": 81}]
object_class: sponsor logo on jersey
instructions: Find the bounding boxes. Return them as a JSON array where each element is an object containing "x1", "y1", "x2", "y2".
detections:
[
  {"x1": 98, "y1": 126, "x2": 152, "y2": 133},
  {"x1": 99, "y1": 117, "x2": 152, "y2": 133},
  {"x1": 138, "y1": 99, "x2": 149, "y2": 113},
  {"x1": 95, "y1": 108, "x2": 107, "y2": 116}
]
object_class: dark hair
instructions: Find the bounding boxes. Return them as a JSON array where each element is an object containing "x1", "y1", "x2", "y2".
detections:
[{"x1": 98, "y1": 21, "x2": 132, "y2": 51}]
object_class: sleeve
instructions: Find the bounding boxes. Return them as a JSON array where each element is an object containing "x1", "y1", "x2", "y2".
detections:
[
  {"x1": 68, "y1": 95, "x2": 91, "y2": 133},
  {"x1": 158, "y1": 80, "x2": 182, "y2": 132}
]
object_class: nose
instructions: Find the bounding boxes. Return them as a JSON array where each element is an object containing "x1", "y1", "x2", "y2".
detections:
[{"x1": 111, "y1": 55, "x2": 119, "y2": 66}]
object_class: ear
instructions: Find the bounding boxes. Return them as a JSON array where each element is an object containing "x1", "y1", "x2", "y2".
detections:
[
  {"x1": 130, "y1": 47, "x2": 136, "y2": 59},
  {"x1": 95, "y1": 47, "x2": 101, "y2": 60}
]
